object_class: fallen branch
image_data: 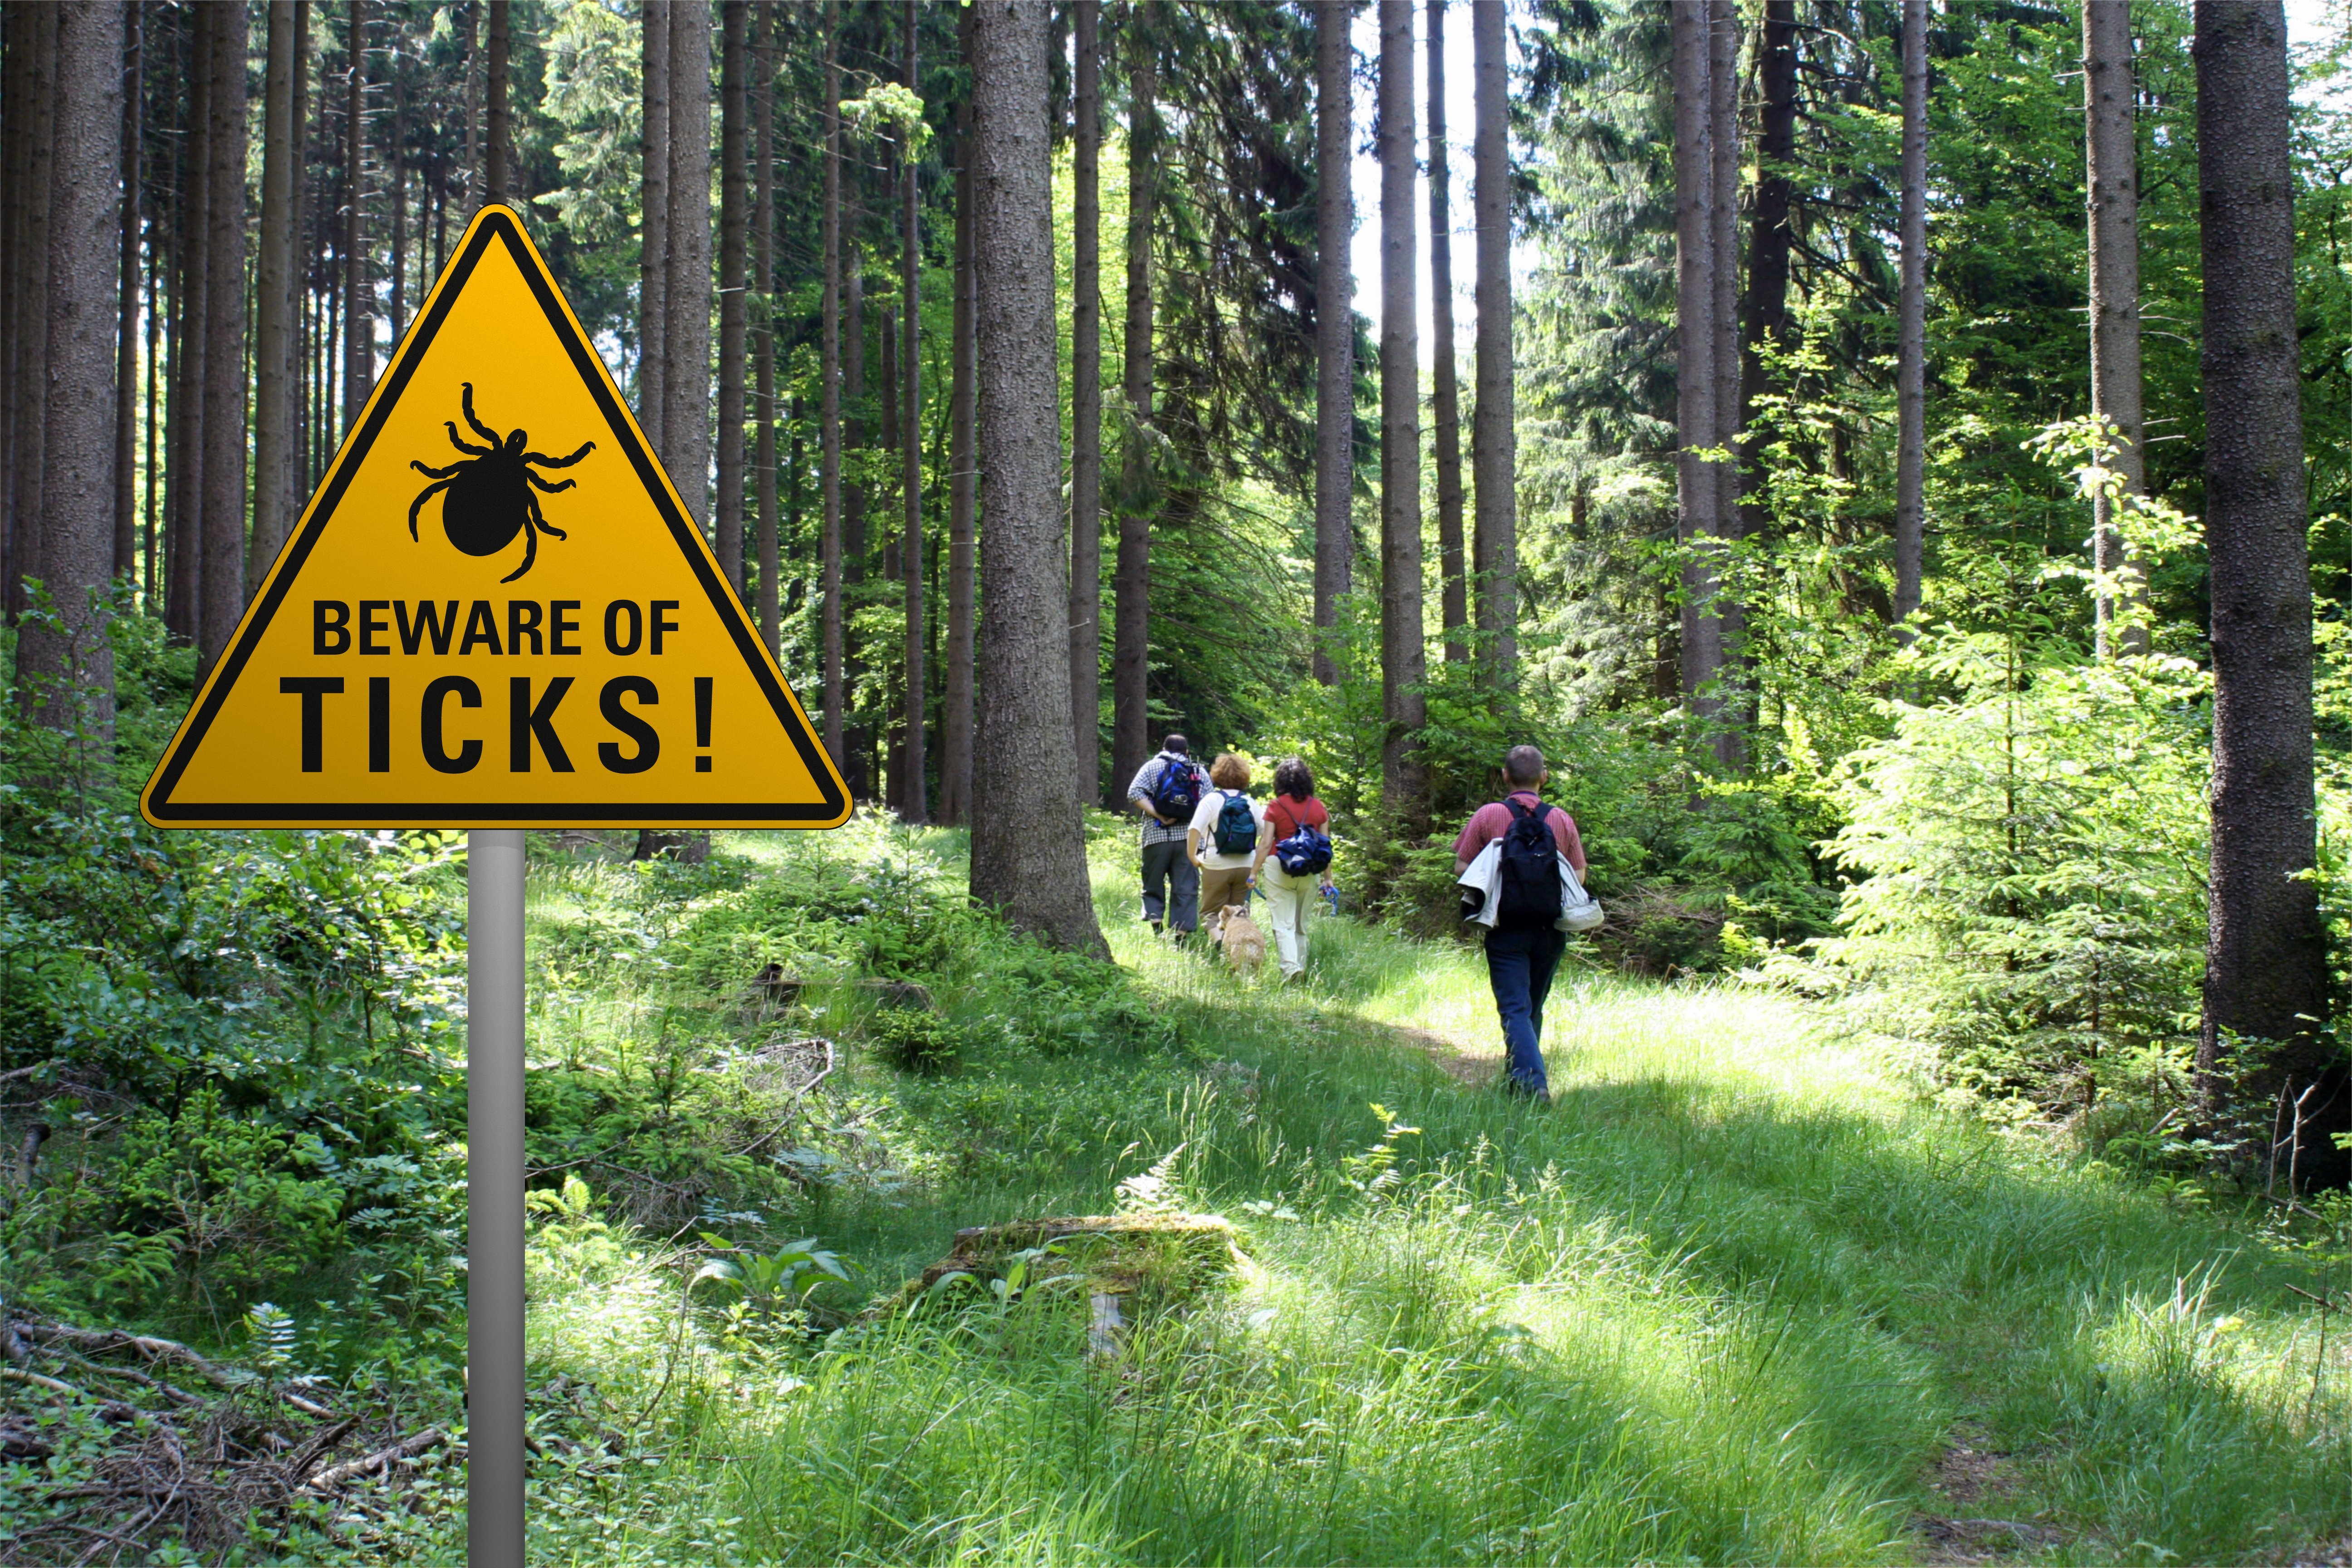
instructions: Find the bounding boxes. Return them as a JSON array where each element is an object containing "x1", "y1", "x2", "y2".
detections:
[
  {"x1": 3, "y1": 1365, "x2": 86, "y2": 1399},
  {"x1": 0, "y1": 1060, "x2": 60, "y2": 1084},
  {"x1": 283, "y1": 1416, "x2": 361, "y2": 1485},
  {"x1": 16, "y1": 1319, "x2": 333, "y2": 1415},
  {"x1": 303, "y1": 1426, "x2": 448, "y2": 1492}
]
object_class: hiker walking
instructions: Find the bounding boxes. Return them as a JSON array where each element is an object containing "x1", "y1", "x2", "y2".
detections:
[
  {"x1": 1127, "y1": 733, "x2": 1210, "y2": 937},
  {"x1": 1453, "y1": 745, "x2": 1588, "y2": 1100},
  {"x1": 1186, "y1": 753, "x2": 1266, "y2": 943},
  {"x1": 1251, "y1": 756, "x2": 1334, "y2": 983}
]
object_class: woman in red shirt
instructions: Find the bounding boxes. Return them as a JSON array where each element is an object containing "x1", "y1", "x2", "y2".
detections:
[{"x1": 1250, "y1": 757, "x2": 1333, "y2": 982}]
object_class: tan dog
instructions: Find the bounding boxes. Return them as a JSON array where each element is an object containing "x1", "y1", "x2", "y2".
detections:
[{"x1": 1218, "y1": 903, "x2": 1266, "y2": 976}]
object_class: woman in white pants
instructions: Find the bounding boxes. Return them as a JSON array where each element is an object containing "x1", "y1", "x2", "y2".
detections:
[{"x1": 1250, "y1": 757, "x2": 1334, "y2": 983}]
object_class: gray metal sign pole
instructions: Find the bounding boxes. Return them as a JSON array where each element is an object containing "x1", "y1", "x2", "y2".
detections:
[{"x1": 467, "y1": 829, "x2": 526, "y2": 1564}]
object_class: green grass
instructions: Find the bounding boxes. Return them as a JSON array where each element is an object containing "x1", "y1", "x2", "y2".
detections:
[{"x1": 498, "y1": 823, "x2": 2351, "y2": 1567}]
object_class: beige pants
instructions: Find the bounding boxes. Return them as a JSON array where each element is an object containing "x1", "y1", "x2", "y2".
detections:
[
  {"x1": 1199, "y1": 865, "x2": 1251, "y2": 934},
  {"x1": 1259, "y1": 863, "x2": 1312, "y2": 976}
]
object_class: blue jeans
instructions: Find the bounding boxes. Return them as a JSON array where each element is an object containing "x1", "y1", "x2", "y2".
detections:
[{"x1": 1485, "y1": 921, "x2": 1567, "y2": 1097}]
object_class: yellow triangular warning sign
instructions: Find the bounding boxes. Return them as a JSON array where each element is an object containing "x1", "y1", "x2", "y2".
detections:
[{"x1": 142, "y1": 206, "x2": 850, "y2": 829}]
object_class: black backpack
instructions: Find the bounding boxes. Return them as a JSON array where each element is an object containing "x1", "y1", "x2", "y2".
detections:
[
  {"x1": 1212, "y1": 790, "x2": 1259, "y2": 856},
  {"x1": 1495, "y1": 799, "x2": 1563, "y2": 926},
  {"x1": 1149, "y1": 757, "x2": 1201, "y2": 819}
]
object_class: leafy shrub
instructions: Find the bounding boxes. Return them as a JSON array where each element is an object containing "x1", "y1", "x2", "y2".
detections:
[{"x1": 866, "y1": 1009, "x2": 967, "y2": 1074}]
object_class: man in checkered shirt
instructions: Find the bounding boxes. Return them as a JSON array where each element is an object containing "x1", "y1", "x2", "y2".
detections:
[{"x1": 1126, "y1": 733, "x2": 1209, "y2": 938}]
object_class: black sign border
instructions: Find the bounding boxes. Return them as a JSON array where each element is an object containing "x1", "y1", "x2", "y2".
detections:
[{"x1": 143, "y1": 207, "x2": 850, "y2": 826}]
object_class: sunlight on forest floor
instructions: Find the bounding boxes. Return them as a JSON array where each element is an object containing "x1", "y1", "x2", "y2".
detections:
[{"x1": 475, "y1": 827, "x2": 2352, "y2": 1567}]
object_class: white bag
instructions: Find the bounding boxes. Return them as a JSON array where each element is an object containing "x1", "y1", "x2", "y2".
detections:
[
  {"x1": 1455, "y1": 838, "x2": 1604, "y2": 934},
  {"x1": 1556, "y1": 855, "x2": 1605, "y2": 933}
]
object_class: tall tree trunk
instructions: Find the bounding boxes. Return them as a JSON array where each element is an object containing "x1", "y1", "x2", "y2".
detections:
[
  {"x1": 19, "y1": 0, "x2": 122, "y2": 754},
  {"x1": 899, "y1": 0, "x2": 926, "y2": 823},
  {"x1": 171, "y1": 5, "x2": 206, "y2": 642},
  {"x1": 639, "y1": 0, "x2": 669, "y2": 451},
  {"x1": 1378, "y1": 1, "x2": 1428, "y2": 821},
  {"x1": 2086, "y1": 0, "x2": 2148, "y2": 658},
  {"x1": 1708, "y1": 0, "x2": 1745, "y2": 769},
  {"x1": 342, "y1": 0, "x2": 369, "y2": 437},
  {"x1": 967, "y1": 0, "x2": 1105, "y2": 956},
  {"x1": 143, "y1": 171, "x2": 162, "y2": 608},
  {"x1": 1470, "y1": 0, "x2": 1515, "y2": 683},
  {"x1": 1892, "y1": 0, "x2": 1927, "y2": 634},
  {"x1": 198, "y1": 0, "x2": 248, "y2": 668},
  {"x1": 1313, "y1": 0, "x2": 1353, "y2": 685},
  {"x1": 1068, "y1": 0, "x2": 1102, "y2": 801},
  {"x1": 484, "y1": 0, "x2": 509, "y2": 204},
  {"x1": 666, "y1": 0, "x2": 713, "y2": 530},
  {"x1": 10, "y1": 5, "x2": 59, "y2": 631},
  {"x1": 1111, "y1": 10, "x2": 1157, "y2": 804},
  {"x1": 820, "y1": 3, "x2": 845, "y2": 775},
  {"x1": 2194, "y1": 0, "x2": 2343, "y2": 1189},
  {"x1": 845, "y1": 247, "x2": 869, "y2": 798},
  {"x1": 944, "y1": 19, "x2": 978, "y2": 826},
  {"x1": 0, "y1": 3, "x2": 27, "y2": 621},
  {"x1": 461, "y1": 0, "x2": 481, "y2": 208},
  {"x1": 716, "y1": 0, "x2": 747, "y2": 588},
  {"x1": 1737, "y1": 0, "x2": 1795, "y2": 549},
  {"x1": 254, "y1": 0, "x2": 300, "y2": 590},
  {"x1": 1427, "y1": 0, "x2": 1466, "y2": 660},
  {"x1": 1670, "y1": 0, "x2": 1721, "y2": 722},
  {"x1": 387, "y1": 60, "x2": 405, "y2": 342},
  {"x1": 112, "y1": 1, "x2": 141, "y2": 584},
  {"x1": 753, "y1": 0, "x2": 778, "y2": 653}
]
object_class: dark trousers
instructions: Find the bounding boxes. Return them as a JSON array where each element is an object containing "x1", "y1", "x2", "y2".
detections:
[
  {"x1": 1140, "y1": 839, "x2": 1199, "y2": 932},
  {"x1": 1485, "y1": 921, "x2": 1568, "y2": 1097}
]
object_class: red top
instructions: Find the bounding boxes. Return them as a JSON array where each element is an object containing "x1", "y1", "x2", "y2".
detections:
[
  {"x1": 1265, "y1": 795, "x2": 1328, "y2": 840},
  {"x1": 1454, "y1": 791, "x2": 1586, "y2": 873}
]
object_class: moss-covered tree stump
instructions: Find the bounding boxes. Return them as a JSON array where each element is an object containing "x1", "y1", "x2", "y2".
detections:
[{"x1": 865, "y1": 1214, "x2": 1240, "y2": 1327}]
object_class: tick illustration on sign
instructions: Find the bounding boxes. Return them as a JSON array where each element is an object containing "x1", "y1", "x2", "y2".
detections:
[{"x1": 406, "y1": 383, "x2": 595, "y2": 583}]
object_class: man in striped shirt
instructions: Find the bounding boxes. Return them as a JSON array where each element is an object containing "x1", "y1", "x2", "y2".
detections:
[{"x1": 1126, "y1": 733, "x2": 1209, "y2": 938}]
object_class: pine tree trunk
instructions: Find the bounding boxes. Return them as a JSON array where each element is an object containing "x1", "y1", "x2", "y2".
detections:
[
  {"x1": 387, "y1": 66, "x2": 405, "y2": 342},
  {"x1": 253, "y1": 0, "x2": 300, "y2": 591},
  {"x1": 1068, "y1": 0, "x2": 1103, "y2": 801},
  {"x1": 2193, "y1": 0, "x2": 2343, "y2": 1189},
  {"x1": 847, "y1": 244, "x2": 870, "y2": 799},
  {"x1": 18, "y1": 0, "x2": 122, "y2": 754},
  {"x1": 0, "y1": 4, "x2": 26, "y2": 621},
  {"x1": 1313, "y1": 0, "x2": 1353, "y2": 685},
  {"x1": 484, "y1": 0, "x2": 510, "y2": 204},
  {"x1": 171, "y1": 5, "x2": 204, "y2": 642},
  {"x1": 112, "y1": 2, "x2": 141, "y2": 584},
  {"x1": 639, "y1": 0, "x2": 669, "y2": 451},
  {"x1": 1737, "y1": 0, "x2": 1795, "y2": 551},
  {"x1": 1671, "y1": 0, "x2": 1721, "y2": 722},
  {"x1": 899, "y1": 0, "x2": 926, "y2": 824},
  {"x1": 10, "y1": 5, "x2": 59, "y2": 631},
  {"x1": 341, "y1": 0, "x2": 369, "y2": 437},
  {"x1": 1892, "y1": 0, "x2": 1927, "y2": 634},
  {"x1": 967, "y1": 0, "x2": 1105, "y2": 956},
  {"x1": 1111, "y1": 11, "x2": 1157, "y2": 802},
  {"x1": 1427, "y1": 0, "x2": 1466, "y2": 661},
  {"x1": 197, "y1": 0, "x2": 248, "y2": 668},
  {"x1": 665, "y1": 0, "x2": 713, "y2": 531},
  {"x1": 820, "y1": 3, "x2": 845, "y2": 775},
  {"x1": 1470, "y1": 0, "x2": 1514, "y2": 682},
  {"x1": 1707, "y1": 0, "x2": 1745, "y2": 769},
  {"x1": 1378, "y1": 0, "x2": 1428, "y2": 823},
  {"x1": 2086, "y1": 0, "x2": 2149, "y2": 658},
  {"x1": 716, "y1": 0, "x2": 747, "y2": 589},
  {"x1": 943, "y1": 33, "x2": 978, "y2": 826},
  {"x1": 753, "y1": 0, "x2": 779, "y2": 653}
]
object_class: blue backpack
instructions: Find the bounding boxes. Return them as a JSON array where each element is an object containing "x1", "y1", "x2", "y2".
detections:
[
  {"x1": 1212, "y1": 790, "x2": 1260, "y2": 856},
  {"x1": 1495, "y1": 799, "x2": 1563, "y2": 926},
  {"x1": 1148, "y1": 757, "x2": 1202, "y2": 819},
  {"x1": 1272, "y1": 801, "x2": 1334, "y2": 875}
]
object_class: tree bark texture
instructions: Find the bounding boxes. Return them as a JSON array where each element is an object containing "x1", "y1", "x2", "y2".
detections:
[
  {"x1": 342, "y1": 0, "x2": 370, "y2": 438},
  {"x1": 1738, "y1": 0, "x2": 1796, "y2": 550},
  {"x1": 666, "y1": 0, "x2": 713, "y2": 531},
  {"x1": 170, "y1": 2, "x2": 204, "y2": 640},
  {"x1": 1707, "y1": 0, "x2": 1745, "y2": 769},
  {"x1": 1112, "y1": 15, "x2": 1157, "y2": 802},
  {"x1": 753, "y1": 0, "x2": 778, "y2": 653},
  {"x1": 1892, "y1": 0, "x2": 1927, "y2": 633},
  {"x1": 715, "y1": 0, "x2": 748, "y2": 591},
  {"x1": 18, "y1": 0, "x2": 121, "y2": 750},
  {"x1": 199, "y1": 0, "x2": 249, "y2": 668},
  {"x1": 967, "y1": 0, "x2": 1105, "y2": 956},
  {"x1": 2193, "y1": 0, "x2": 2342, "y2": 1188},
  {"x1": 1313, "y1": 0, "x2": 1354, "y2": 685},
  {"x1": 1427, "y1": 0, "x2": 1467, "y2": 660},
  {"x1": 1471, "y1": 0, "x2": 1515, "y2": 682},
  {"x1": 820, "y1": 4, "x2": 845, "y2": 774},
  {"x1": 1379, "y1": 1, "x2": 1428, "y2": 821},
  {"x1": 2085, "y1": 0, "x2": 2149, "y2": 658},
  {"x1": 111, "y1": 0, "x2": 140, "y2": 584},
  {"x1": 1671, "y1": 0, "x2": 1722, "y2": 722},
  {"x1": 1069, "y1": 0, "x2": 1103, "y2": 801},
  {"x1": 485, "y1": 0, "x2": 510, "y2": 203},
  {"x1": 899, "y1": 0, "x2": 926, "y2": 824},
  {"x1": 944, "y1": 1, "x2": 980, "y2": 825},
  {"x1": 254, "y1": 0, "x2": 301, "y2": 592},
  {"x1": 0, "y1": 3, "x2": 49, "y2": 624},
  {"x1": 639, "y1": 0, "x2": 669, "y2": 452}
]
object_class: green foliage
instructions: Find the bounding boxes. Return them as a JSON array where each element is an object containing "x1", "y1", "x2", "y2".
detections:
[{"x1": 864, "y1": 1008, "x2": 966, "y2": 1075}]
